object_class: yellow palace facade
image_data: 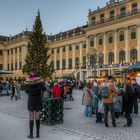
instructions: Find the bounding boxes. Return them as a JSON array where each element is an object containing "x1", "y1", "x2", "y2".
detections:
[{"x1": 0, "y1": 0, "x2": 140, "y2": 81}]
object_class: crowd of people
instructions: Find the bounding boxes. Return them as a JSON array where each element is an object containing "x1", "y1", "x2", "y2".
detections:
[
  {"x1": 24, "y1": 72, "x2": 76, "y2": 138},
  {"x1": 1, "y1": 73, "x2": 140, "y2": 138},
  {"x1": 82, "y1": 75, "x2": 140, "y2": 127},
  {"x1": 0, "y1": 80, "x2": 21, "y2": 100},
  {"x1": 46, "y1": 81, "x2": 75, "y2": 101}
]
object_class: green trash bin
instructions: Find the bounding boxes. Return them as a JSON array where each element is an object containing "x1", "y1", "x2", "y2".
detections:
[{"x1": 40, "y1": 98, "x2": 64, "y2": 125}]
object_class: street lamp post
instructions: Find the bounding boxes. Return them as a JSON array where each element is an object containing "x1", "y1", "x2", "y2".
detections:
[
  {"x1": 93, "y1": 49, "x2": 97, "y2": 78},
  {"x1": 86, "y1": 52, "x2": 91, "y2": 78}
]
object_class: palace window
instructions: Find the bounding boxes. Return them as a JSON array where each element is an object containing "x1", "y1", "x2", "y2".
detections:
[
  {"x1": 132, "y1": 3, "x2": 137, "y2": 13},
  {"x1": 82, "y1": 41, "x2": 86, "y2": 48},
  {"x1": 131, "y1": 28, "x2": 136, "y2": 39},
  {"x1": 0, "y1": 64, "x2": 3, "y2": 70},
  {"x1": 109, "y1": 34, "x2": 113, "y2": 44},
  {"x1": 99, "y1": 53, "x2": 104, "y2": 66},
  {"x1": 130, "y1": 49, "x2": 137, "y2": 63},
  {"x1": 119, "y1": 51, "x2": 125, "y2": 64},
  {"x1": 75, "y1": 57, "x2": 79, "y2": 68},
  {"x1": 51, "y1": 49, "x2": 54, "y2": 54},
  {"x1": 0, "y1": 50, "x2": 3, "y2": 55},
  {"x1": 75, "y1": 45, "x2": 79, "y2": 50},
  {"x1": 63, "y1": 46, "x2": 66, "y2": 52},
  {"x1": 50, "y1": 61, "x2": 54, "y2": 70},
  {"x1": 110, "y1": 10, "x2": 115, "y2": 20},
  {"x1": 56, "y1": 60, "x2": 60, "y2": 70},
  {"x1": 90, "y1": 55, "x2": 96, "y2": 67},
  {"x1": 100, "y1": 14, "x2": 104, "y2": 23},
  {"x1": 119, "y1": 31, "x2": 124, "y2": 41},
  {"x1": 92, "y1": 17, "x2": 96, "y2": 25},
  {"x1": 11, "y1": 49, "x2": 13, "y2": 54},
  {"x1": 108, "y1": 52, "x2": 114, "y2": 65},
  {"x1": 62, "y1": 59, "x2": 66, "y2": 69},
  {"x1": 15, "y1": 62, "x2": 17, "y2": 70},
  {"x1": 120, "y1": 7, "x2": 126, "y2": 17},
  {"x1": 11, "y1": 63, "x2": 13, "y2": 70},
  {"x1": 7, "y1": 50, "x2": 9, "y2": 55},
  {"x1": 69, "y1": 45, "x2": 72, "y2": 51},
  {"x1": 19, "y1": 61, "x2": 22, "y2": 70},
  {"x1": 68, "y1": 58, "x2": 72, "y2": 69},
  {"x1": 8, "y1": 64, "x2": 9, "y2": 70},
  {"x1": 57, "y1": 48, "x2": 59, "y2": 53},
  {"x1": 82, "y1": 56, "x2": 86, "y2": 67},
  {"x1": 90, "y1": 38, "x2": 94, "y2": 47},
  {"x1": 99, "y1": 36, "x2": 103, "y2": 45}
]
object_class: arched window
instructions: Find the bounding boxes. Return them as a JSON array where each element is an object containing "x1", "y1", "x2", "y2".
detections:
[
  {"x1": 99, "y1": 53, "x2": 104, "y2": 66},
  {"x1": 68, "y1": 58, "x2": 72, "y2": 69},
  {"x1": 82, "y1": 56, "x2": 86, "y2": 66},
  {"x1": 75, "y1": 57, "x2": 79, "y2": 68},
  {"x1": 62, "y1": 59, "x2": 66, "y2": 69},
  {"x1": 130, "y1": 49, "x2": 137, "y2": 63},
  {"x1": 119, "y1": 51, "x2": 125, "y2": 64},
  {"x1": 90, "y1": 55, "x2": 96, "y2": 67},
  {"x1": 108, "y1": 52, "x2": 114, "y2": 65}
]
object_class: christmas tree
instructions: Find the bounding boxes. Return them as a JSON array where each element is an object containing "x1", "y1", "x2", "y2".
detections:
[{"x1": 22, "y1": 10, "x2": 52, "y2": 79}]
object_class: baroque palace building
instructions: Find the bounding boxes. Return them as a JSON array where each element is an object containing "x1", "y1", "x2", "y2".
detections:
[{"x1": 0, "y1": 0, "x2": 140, "y2": 81}]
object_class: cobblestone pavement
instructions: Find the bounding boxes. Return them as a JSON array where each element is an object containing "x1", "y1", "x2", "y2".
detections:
[{"x1": 0, "y1": 90, "x2": 140, "y2": 140}]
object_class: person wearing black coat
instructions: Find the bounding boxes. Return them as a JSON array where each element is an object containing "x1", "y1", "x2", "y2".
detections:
[
  {"x1": 122, "y1": 84, "x2": 134, "y2": 127},
  {"x1": 131, "y1": 78, "x2": 139, "y2": 115},
  {"x1": 25, "y1": 73, "x2": 46, "y2": 138}
]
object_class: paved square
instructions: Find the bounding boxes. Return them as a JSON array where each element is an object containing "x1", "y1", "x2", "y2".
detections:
[{"x1": 0, "y1": 90, "x2": 140, "y2": 140}]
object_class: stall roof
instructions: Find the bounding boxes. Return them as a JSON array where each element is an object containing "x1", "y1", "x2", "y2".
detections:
[
  {"x1": 127, "y1": 62, "x2": 140, "y2": 70},
  {"x1": 0, "y1": 70, "x2": 13, "y2": 74}
]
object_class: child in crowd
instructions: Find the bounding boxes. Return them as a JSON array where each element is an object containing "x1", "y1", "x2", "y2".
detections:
[
  {"x1": 96, "y1": 99, "x2": 104, "y2": 123},
  {"x1": 114, "y1": 89, "x2": 123, "y2": 120}
]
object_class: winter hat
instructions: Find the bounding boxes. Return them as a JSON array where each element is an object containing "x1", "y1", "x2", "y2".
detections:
[
  {"x1": 27, "y1": 73, "x2": 40, "y2": 81},
  {"x1": 54, "y1": 82, "x2": 58, "y2": 86}
]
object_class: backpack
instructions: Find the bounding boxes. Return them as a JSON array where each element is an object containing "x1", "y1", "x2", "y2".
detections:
[
  {"x1": 101, "y1": 86, "x2": 109, "y2": 99},
  {"x1": 93, "y1": 86, "x2": 99, "y2": 95}
]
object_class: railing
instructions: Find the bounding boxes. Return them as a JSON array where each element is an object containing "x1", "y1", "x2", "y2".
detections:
[
  {"x1": 89, "y1": 9, "x2": 140, "y2": 27},
  {"x1": 74, "y1": 63, "x2": 131, "y2": 70}
]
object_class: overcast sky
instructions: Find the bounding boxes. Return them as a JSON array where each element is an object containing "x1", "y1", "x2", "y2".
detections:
[{"x1": 0, "y1": 0, "x2": 108, "y2": 36}]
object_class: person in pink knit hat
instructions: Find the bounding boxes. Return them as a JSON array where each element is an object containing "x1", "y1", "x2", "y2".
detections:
[{"x1": 25, "y1": 71, "x2": 46, "y2": 138}]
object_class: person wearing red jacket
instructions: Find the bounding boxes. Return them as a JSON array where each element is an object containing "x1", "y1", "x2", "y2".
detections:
[{"x1": 52, "y1": 82, "x2": 61, "y2": 98}]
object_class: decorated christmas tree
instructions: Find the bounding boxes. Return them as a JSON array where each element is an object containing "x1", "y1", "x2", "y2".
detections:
[{"x1": 22, "y1": 10, "x2": 52, "y2": 79}]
